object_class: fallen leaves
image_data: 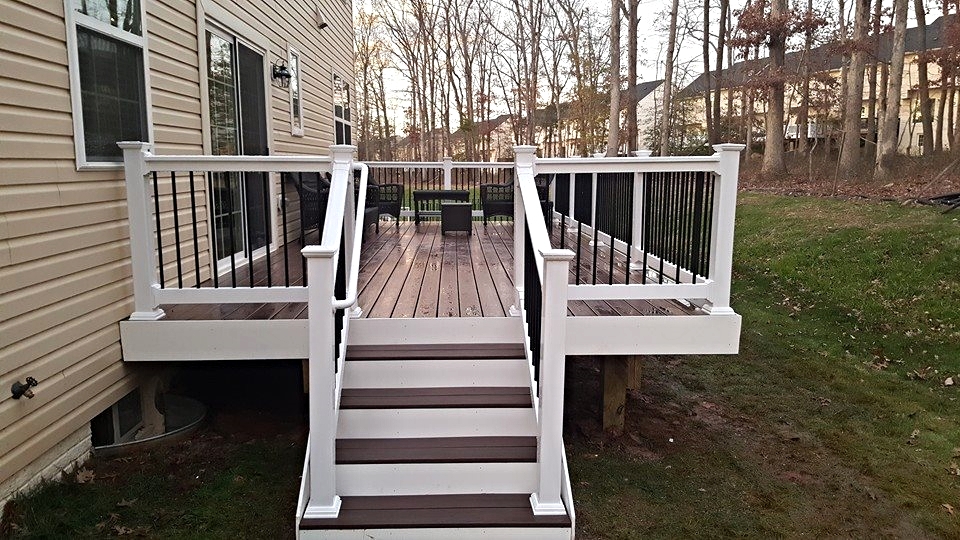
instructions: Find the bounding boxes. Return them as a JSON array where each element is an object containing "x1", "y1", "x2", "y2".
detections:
[
  {"x1": 75, "y1": 468, "x2": 95, "y2": 484},
  {"x1": 116, "y1": 498, "x2": 137, "y2": 508},
  {"x1": 942, "y1": 503, "x2": 955, "y2": 516}
]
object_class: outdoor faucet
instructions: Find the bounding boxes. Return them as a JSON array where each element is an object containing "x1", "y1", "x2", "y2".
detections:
[{"x1": 11, "y1": 377, "x2": 38, "y2": 399}]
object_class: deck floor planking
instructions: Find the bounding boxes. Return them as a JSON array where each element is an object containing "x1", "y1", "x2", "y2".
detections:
[{"x1": 160, "y1": 217, "x2": 695, "y2": 321}]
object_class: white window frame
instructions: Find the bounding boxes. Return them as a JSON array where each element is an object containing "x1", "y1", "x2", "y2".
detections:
[
  {"x1": 289, "y1": 46, "x2": 304, "y2": 137},
  {"x1": 63, "y1": 0, "x2": 154, "y2": 170},
  {"x1": 333, "y1": 72, "x2": 352, "y2": 145}
]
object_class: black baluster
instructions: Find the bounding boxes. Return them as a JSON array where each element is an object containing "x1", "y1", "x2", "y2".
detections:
[
  {"x1": 153, "y1": 172, "x2": 165, "y2": 288},
  {"x1": 171, "y1": 172, "x2": 183, "y2": 288},
  {"x1": 189, "y1": 172, "x2": 201, "y2": 288}
]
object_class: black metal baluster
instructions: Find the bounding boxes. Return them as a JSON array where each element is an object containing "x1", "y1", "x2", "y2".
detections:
[
  {"x1": 171, "y1": 172, "x2": 183, "y2": 288},
  {"x1": 263, "y1": 173, "x2": 272, "y2": 287},
  {"x1": 281, "y1": 173, "x2": 290, "y2": 286},
  {"x1": 523, "y1": 222, "x2": 542, "y2": 385},
  {"x1": 641, "y1": 172, "x2": 651, "y2": 284},
  {"x1": 690, "y1": 172, "x2": 705, "y2": 283},
  {"x1": 591, "y1": 220, "x2": 599, "y2": 285},
  {"x1": 189, "y1": 172, "x2": 201, "y2": 288},
  {"x1": 576, "y1": 221, "x2": 583, "y2": 284},
  {"x1": 228, "y1": 174, "x2": 238, "y2": 288},
  {"x1": 676, "y1": 171, "x2": 689, "y2": 283},
  {"x1": 152, "y1": 172, "x2": 165, "y2": 288}
]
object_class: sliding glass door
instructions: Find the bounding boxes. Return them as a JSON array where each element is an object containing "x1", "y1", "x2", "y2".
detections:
[{"x1": 206, "y1": 29, "x2": 269, "y2": 265}]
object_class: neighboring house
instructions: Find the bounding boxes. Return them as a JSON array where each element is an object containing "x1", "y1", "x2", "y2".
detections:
[
  {"x1": 678, "y1": 15, "x2": 958, "y2": 155},
  {"x1": 0, "y1": 0, "x2": 352, "y2": 509}
]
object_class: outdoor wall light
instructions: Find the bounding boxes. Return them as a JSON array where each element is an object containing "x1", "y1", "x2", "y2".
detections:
[
  {"x1": 272, "y1": 61, "x2": 292, "y2": 88},
  {"x1": 11, "y1": 377, "x2": 38, "y2": 399}
]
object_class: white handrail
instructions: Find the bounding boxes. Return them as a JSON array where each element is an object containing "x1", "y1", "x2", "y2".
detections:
[{"x1": 333, "y1": 162, "x2": 368, "y2": 310}]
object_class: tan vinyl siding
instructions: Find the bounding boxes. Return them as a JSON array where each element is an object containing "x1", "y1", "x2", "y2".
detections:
[{"x1": 0, "y1": 0, "x2": 352, "y2": 496}]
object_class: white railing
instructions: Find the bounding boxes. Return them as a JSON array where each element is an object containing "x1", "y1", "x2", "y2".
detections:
[
  {"x1": 514, "y1": 146, "x2": 574, "y2": 516},
  {"x1": 535, "y1": 144, "x2": 744, "y2": 312},
  {"x1": 301, "y1": 146, "x2": 363, "y2": 519},
  {"x1": 121, "y1": 143, "x2": 363, "y2": 518},
  {"x1": 119, "y1": 142, "x2": 345, "y2": 320},
  {"x1": 511, "y1": 144, "x2": 743, "y2": 517}
]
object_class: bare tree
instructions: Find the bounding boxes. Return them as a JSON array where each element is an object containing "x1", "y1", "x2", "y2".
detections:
[
  {"x1": 626, "y1": 0, "x2": 640, "y2": 152},
  {"x1": 876, "y1": 0, "x2": 910, "y2": 180},
  {"x1": 606, "y1": 0, "x2": 622, "y2": 156},
  {"x1": 659, "y1": 0, "x2": 680, "y2": 156},
  {"x1": 914, "y1": 0, "x2": 934, "y2": 155},
  {"x1": 839, "y1": 0, "x2": 870, "y2": 176}
]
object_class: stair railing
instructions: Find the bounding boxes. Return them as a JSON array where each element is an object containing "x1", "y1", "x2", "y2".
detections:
[
  {"x1": 513, "y1": 146, "x2": 575, "y2": 516},
  {"x1": 302, "y1": 145, "x2": 364, "y2": 519}
]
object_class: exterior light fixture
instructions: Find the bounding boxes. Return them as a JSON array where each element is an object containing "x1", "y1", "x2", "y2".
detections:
[{"x1": 272, "y1": 61, "x2": 292, "y2": 88}]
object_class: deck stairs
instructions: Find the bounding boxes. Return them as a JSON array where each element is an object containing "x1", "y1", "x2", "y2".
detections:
[{"x1": 299, "y1": 324, "x2": 573, "y2": 539}]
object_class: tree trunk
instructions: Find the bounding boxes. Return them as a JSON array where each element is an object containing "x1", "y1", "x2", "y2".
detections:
[
  {"x1": 936, "y1": 67, "x2": 950, "y2": 151},
  {"x1": 703, "y1": 0, "x2": 714, "y2": 145},
  {"x1": 865, "y1": 0, "x2": 882, "y2": 155},
  {"x1": 761, "y1": 0, "x2": 788, "y2": 177},
  {"x1": 839, "y1": 0, "x2": 870, "y2": 176},
  {"x1": 914, "y1": 0, "x2": 934, "y2": 155},
  {"x1": 798, "y1": 0, "x2": 814, "y2": 153},
  {"x1": 627, "y1": 0, "x2": 639, "y2": 151},
  {"x1": 659, "y1": 0, "x2": 680, "y2": 156},
  {"x1": 606, "y1": 0, "x2": 621, "y2": 156},
  {"x1": 713, "y1": 0, "x2": 728, "y2": 143},
  {"x1": 875, "y1": 0, "x2": 910, "y2": 180}
]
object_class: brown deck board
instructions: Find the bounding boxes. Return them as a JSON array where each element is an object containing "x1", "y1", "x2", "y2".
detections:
[
  {"x1": 347, "y1": 343, "x2": 526, "y2": 360},
  {"x1": 392, "y1": 222, "x2": 436, "y2": 317},
  {"x1": 336, "y1": 436, "x2": 537, "y2": 464},
  {"x1": 300, "y1": 494, "x2": 571, "y2": 529},
  {"x1": 437, "y1": 233, "x2": 461, "y2": 317},
  {"x1": 366, "y1": 222, "x2": 432, "y2": 318},
  {"x1": 340, "y1": 387, "x2": 532, "y2": 409}
]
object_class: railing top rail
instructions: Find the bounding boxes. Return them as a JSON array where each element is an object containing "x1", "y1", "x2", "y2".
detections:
[
  {"x1": 515, "y1": 147, "x2": 573, "y2": 280},
  {"x1": 536, "y1": 156, "x2": 721, "y2": 175},
  {"x1": 363, "y1": 161, "x2": 513, "y2": 169},
  {"x1": 140, "y1": 154, "x2": 335, "y2": 173}
]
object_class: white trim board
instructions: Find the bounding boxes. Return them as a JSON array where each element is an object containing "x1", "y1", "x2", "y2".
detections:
[
  {"x1": 120, "y1": 319, "x2": 308, "y2": 361},
  {"x1": 564, "y1": 314, "x2": 741, "y2": 355},
  {"x1": 347, "y1": 317, "x2": 523, "y2": 346},
  {"x1": 298, "y1": 527, "x2": 572, "y2": 540}
]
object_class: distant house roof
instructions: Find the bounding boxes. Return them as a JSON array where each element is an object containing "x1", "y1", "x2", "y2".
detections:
[
  {"x1": 679, "y1": 14, "x2": 957, "y2": 97},
  {"x1": 622, "y1": 80, "x2": 664, "y2": 106}
]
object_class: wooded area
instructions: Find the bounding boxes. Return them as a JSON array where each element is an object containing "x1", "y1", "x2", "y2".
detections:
[{"x1": 355, "y1": 0, "x2": 960, "y2": 181}]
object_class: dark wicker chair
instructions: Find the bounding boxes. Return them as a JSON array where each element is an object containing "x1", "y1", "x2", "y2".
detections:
[
  {"x1": 285, "y1": 172, "x2": 330, "y2": 234},
  {"x1": 377, "y1": 183, "x2": 404, "y2": 228},
  {"x1": 480, "y1": 184, "x2": 514, "y2": 225},
  {"x1": 480, "y1": 175, "x2": 554, "y2": 232}
]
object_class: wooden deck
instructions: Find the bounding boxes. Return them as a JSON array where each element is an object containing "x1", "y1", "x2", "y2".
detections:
[{"x1": 161, "y1": 217, "x2": 694, "y2": 321}]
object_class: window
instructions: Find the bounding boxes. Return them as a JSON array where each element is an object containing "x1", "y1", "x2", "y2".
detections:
[
  {"x1": 333, "y1": 74, "x2": 351, "y2": 145},
  {"x1": 66, "y1": 0, "x2": 149, "y2": 166},
  {"x1": 90, "y1": 389, "x2": 143, "y2": 446},
  {"x1": 289, "y1": 48, "x2": 304, "y2": 136}
]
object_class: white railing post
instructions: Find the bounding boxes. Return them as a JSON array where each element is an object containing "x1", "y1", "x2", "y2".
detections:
[
  {"x1": 513, "y1": 146, "x2": 537, "y2": 313},
  {"x1": 331, "y1": 146, "x2": 358, "y2": 316},
  {"x1": 442, "y1": 155, "x2": 452, "y2": 190},
  {"x1": 302, "y1": 245, "x2": 342, "y2": 519},
  {"x1": 120, "y1": 141, "x2": 165, "y2": 321},
  {"x1": 706, "y1": 143, "x2": 746, "y2": 314},
  {"x1": 530, "y1": 248, "x2": 574, "y2": 516}
]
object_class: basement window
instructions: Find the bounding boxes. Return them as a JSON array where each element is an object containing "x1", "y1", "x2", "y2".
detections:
[{"x1": 91, "y1": 389, "x2": 143, "y2": 446}]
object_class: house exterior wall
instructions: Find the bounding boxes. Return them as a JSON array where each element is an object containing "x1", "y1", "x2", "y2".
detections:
[{"x1": 0, "y1": 0, "x2": 352, "y2": 506}]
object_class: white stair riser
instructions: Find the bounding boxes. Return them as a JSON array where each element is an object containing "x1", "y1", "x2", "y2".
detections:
[
  {"x1": 300, "y1": 527, "x2": 572, "y2": 540},
  {"x1": 337, "y1": 408, "x2": 538, "y2": 439},
  {"x1": 342, "y1": 359, "x2": 530, "y2": 388},
  {"x1": 336, "y1": 462, "x2": 537, "y2": 496}
]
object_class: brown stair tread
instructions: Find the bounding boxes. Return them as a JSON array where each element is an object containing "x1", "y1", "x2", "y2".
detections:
[
  {"x1": 336, "y1": 436, "x2": 537, "y2": 464},
  {"x1": 300, "y1": 494, "x2": 571, "y2": 529},
  {"x1": 340, "y1": 386, "x2": 532, "y2": 409},
  {"x1": 347, "y1": 343, "x2": 525, "y2": 360}
]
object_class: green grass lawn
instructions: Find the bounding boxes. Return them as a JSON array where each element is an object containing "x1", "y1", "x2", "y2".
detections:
[
  {"x1": 570, "y1": 193, "x2": 960, "y2": 538},
  {"x1": 4, "y1": 193, "x2": 959, "y2": 539}
]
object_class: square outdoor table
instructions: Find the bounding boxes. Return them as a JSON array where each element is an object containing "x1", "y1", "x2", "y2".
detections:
[
  {"x1": 441, "y1": 202, "x2": 472, "y2": 235},
  {"x1": 412, "y1": 189, "x2": 470, "y2": 225}
]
